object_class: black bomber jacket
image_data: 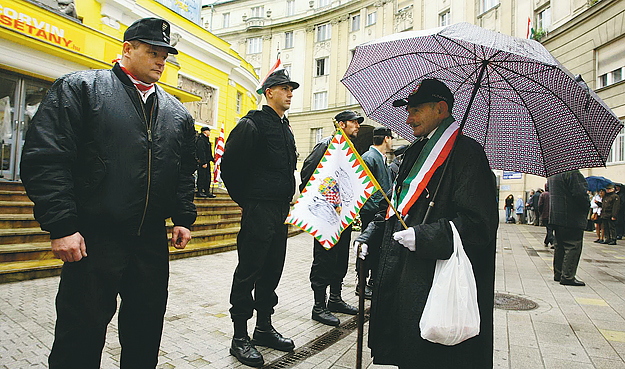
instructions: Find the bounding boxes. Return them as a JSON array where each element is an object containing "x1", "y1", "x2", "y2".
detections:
[{"x1": 20, "y1": 64, "x2": 197, "y2": 238}]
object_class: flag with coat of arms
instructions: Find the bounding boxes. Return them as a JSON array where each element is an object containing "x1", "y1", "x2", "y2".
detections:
[{"x1": 286, "y1": 128, "x2": 381, "y2": 249}]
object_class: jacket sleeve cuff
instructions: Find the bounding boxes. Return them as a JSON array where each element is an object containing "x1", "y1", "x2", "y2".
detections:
[
  {"x1": 172, "y1": 214, "x2": 196, "y2": 230},
  {"x1": 47, "y1": 218, "x2": 79, "y2": 240}
]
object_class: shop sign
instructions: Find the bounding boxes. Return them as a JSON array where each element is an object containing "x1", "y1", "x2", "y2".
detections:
[
  {"x1": 0, "y1": 1, "x2": 85, "y2": 52},
  {"x1": 154, "y1": 0, "x2": 201, "y2": 25},
  {"x1": 503, "y1": 171, "x2": 523, "y2": 180}
]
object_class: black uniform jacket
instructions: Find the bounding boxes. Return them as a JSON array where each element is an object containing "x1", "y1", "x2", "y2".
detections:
[
  {"x1": 220, "y1": 105, "x2": 297, "y2": 206},
  {"x1": 299, "y1": 136, "x2": 331, "y2": 193},
  {"x1": 357, "y1": 133, "x2": 498, "y2": 368},
  {"x1": 21, "y1": 64, "x2": 197, "y2": 238},
  {"x1": 196, "y1": 133, "x2": 214, "y2": 166}
]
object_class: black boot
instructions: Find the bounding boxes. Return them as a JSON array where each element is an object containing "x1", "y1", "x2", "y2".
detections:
[
  {"x1": 355, "y1": 278, "x2": 372, "y2": 300},
  {"x1": 252, "y1": 315, "x2": 295, "y2": 352},
  {"x1": 311, "y1": 289, "x2": 340, "y2": 326},
  {"x1": 328, "y1": 285, "x2": 358, "y2": 315}
]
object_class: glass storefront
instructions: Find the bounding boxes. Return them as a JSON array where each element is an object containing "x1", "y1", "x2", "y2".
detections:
[{"x1": 0, "y1": 71, "x2": 51, "y2": 181}]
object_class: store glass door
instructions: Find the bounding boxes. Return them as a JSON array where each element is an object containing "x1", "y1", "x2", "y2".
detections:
[{"x1": 0, "y1": 71, "x2": 51, "y2": 181}]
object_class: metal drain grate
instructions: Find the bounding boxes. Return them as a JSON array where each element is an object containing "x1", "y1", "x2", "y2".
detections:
[
  {"x1": 494, "y1": 293, "x2": 538, "y2": 311},
  {"x1": 263, "y1": 308, "x2": 370, "y2": 369}
]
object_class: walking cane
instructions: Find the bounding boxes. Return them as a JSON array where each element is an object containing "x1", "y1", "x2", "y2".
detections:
[{"x1": 356, "y1": 243, "x2": 366, "y2": 369}]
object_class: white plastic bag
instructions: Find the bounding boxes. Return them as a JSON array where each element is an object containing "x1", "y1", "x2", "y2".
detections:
[{"x1": 419, "y1": 221, "x2": 480, "y2": 346}]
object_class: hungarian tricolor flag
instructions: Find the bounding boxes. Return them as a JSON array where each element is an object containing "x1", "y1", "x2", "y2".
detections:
[
  {"x1": 526, "y1": 16, "x2": 535, "y2": 40},
  {"x1": 386, "y1": 119, "x2": 460, "y2": 219},
  {"x1": 256, "y1": 55, "x2": 283, "y2": 94},
  {"x1": 286, "y1": 128, "x2": 380, "y2": 249},
  {"x1": 213, "y1": 125, "x2": 225, "y2": 183}
]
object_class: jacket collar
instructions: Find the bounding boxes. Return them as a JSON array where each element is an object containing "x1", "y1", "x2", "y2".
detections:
[{"x1": 262, "y1": 105, "x2": 288, "y2": 124}]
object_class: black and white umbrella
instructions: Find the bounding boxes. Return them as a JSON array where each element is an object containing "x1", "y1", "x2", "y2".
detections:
[{"x1": 341, "y1": 22, "x2": 622, "y2": 177}]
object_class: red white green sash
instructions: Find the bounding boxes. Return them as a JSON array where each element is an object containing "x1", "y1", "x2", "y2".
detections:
[{"x1": 386, "y1": 118, "x2": 460, "y2": 219}]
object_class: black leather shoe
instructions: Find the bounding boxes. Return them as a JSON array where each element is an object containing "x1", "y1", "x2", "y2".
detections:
[
  {"x1": 196, "y1": 192, "x2": 208, "y2": 197},
  {"x1": 252, "y1": 325, "x2": 295, "y2": 352},
  {"x1": 207, "y1": 193, "x2": 217, "y2": 198},
  {"x1": 230, "y1": 336, "x2": 264, "y2": 367},
  {"x1": 599, "y1": 240, "x2": 606, "y2": 244},
  {"x1": 607, "y1": 240, "x2": 617, "y2": 245},
  {"x1": 355, "y1": 284, "x2": 372, "y2": 300},
  {"x1": 554, "y1": 274, "x2": 561, "y2": 282},
  {"x1": 594, "y1": 239, "x2": 602, "y2": 243},
  {"x1": 560, "y1": 278, "x2": 585, "y2": 286},
  {"x1": 328, "y1": 294, "x2": 358, "y2": 315},
  {"x1": 312, "y1": 305, "x2": 340, "y2": 326}
]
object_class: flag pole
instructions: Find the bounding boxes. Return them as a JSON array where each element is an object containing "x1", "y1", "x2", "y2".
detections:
[{"x1": 332, "y1": 120, "x2": 408, "y2": 230}]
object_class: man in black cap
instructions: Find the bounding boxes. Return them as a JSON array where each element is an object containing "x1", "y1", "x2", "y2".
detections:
[
  {"x1": 196, "y1": 126, "x2": 216, "y2": 198},
  {"x1": 20, "y1": 17, "x2": 196, "y2": 369},
  {"x1": 299, "y1": 110, "x2": 362, "y2": 326},
  {"x1": 354, "y1": 78, "x2": 498, "y2": 368},
  {"x1": 220, "y1": 68, "x2": 299, "y2": 367},
  {"x1": 356, "y1": 126, "x2": 393, "y2": 299}
]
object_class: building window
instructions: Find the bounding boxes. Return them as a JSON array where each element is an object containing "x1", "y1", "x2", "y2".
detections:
[
  {"x1": 317, "y1": 23, "x2": 331, "y2": 42},
  {"x1": 287, "y1": 0, "x2": 295, "y2": 16},
  {"x1": 236, "y1": 92, "x2": 242, "y2": 113},
  {"x1": 367, "y1": 11, "x2": 377, "y2": 26},
  {"x1": 313, "y1": 91, "x2": 328, "y2": 110},
  {"x1": 247, "y1": 37, "x2": 262, "y2": 54},
  {"x1": 318, "y1": 0, "x2": 330, "y2": 7},
  {"x1": 482, "y1": 0, "x2": 499, "y2": 12},
  {"x1": 222, "y1": 13, "x2": 230, "y2": 28},
  {"x1": 254, "y1": 67, "x2": 261, "y2": 77},
  {"x1": 312, "y1": 128, "x2": 324, "y2": 145},
  {"x1": 440, "y1": 10, "x2": 450, "y2": 27},
  {"x1": 316, "y1": 57, "x2": 329, "y2": 76},
  {"x1": 607, "y1": 126, "x2": 625, "y2": 164},
  {"x1": 351, "y1": 14, "x2": 360, "y2": 32},
  {"x1": 250, "y1": 6, "x2": 264, "y2": 18},
  {"x1": 596, "y1": 38, "x2": 625, "y2": 88},
  {"x1": 285, "y1": 31, "x2": 294, "y2": 49},
  {"x1": 537, "y1": 7, "x2": 551, "y2": 31},
  {"x1": 284, "y1": 64, "x2": 292, "y2": 77}
]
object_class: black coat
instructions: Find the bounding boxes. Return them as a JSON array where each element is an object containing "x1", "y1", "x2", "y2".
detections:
[
  {"x1": 548, "y1": 170, "x2": 589, "y2": 229},
  {"x1": 20, "y1": 64, "x2": 197, "y2": 238},
  {"x1": 196, "y1": 133, "x2": 214, "y2": 166},
  {"x1": 357, "y1": 134, "x2": 498, "y2": 368},
  {"x1": 220, "y1": 105, "x2": 297, "y2": 206}
]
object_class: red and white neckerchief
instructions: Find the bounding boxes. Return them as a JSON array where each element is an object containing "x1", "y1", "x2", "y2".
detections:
[{"x1": 118, "y1": 62, "x2": 155, "y2": 103}]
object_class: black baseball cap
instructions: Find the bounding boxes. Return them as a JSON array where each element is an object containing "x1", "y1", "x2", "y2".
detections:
[
  {"x1": 200, "y1": 126, "x2": 210, "y2": 132},
  {"x1": 392, "y1": 78, "x2": 454, "y2": 110},
  {"x1": 124, "y1": 18, "x2": 178, "y2": 55},
  {"x1": 373, "y1": 126, "x2": 392, "y2": 137},
  {"x1": 335, "y1": 110, "x2": 364, "y2": 123},
  {"x1": 262, "y1": 69, "x2": 299, "y2": 93}
]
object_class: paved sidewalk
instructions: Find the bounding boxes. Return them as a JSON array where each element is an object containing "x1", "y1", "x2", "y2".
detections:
[{"x1": 1, "y1": 223, "x2": 625, "y2": 368}]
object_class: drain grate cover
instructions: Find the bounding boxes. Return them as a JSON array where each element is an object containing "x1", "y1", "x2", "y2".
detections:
[
  {"x1": 494, "y1": 293, "x2": 538, "y2": 311},
  {"x1": 263, "y1": 308, "x2": 370, "y2": 368}
]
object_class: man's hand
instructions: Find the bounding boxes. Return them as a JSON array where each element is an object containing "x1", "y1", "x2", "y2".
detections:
[
  {"x1": 171, "y1": 226, "x2": 191, "y2": 249},
  {"x1": 393, "y1": 228, "x2": 416, "y2": 252},
  {"x1": 353, "y1": 241, "x2": 368, "y2": 260},
  {"x1": 202, "y1": 164, "x2": 208, "y2": 168},
  {"x1": 51, "y1": 232, "x2": 87, "y2": 262}
]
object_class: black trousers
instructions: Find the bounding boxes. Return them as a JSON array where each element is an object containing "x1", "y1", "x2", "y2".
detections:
[
  {"x1": 197, "y1": 164, "x2": 212, "y2": 194},
  {"x1": 310, "y1": 225, "x2": 352, "y2": 291},
  {"x1": 48, "y1": 225, "x2": 169, "y2": 369},
  {"x1": 544, "y1": 224, "x2": 554, "y2": 246},
  {"x1": 356, "y1": 211, "x2": 379, "y2": 284},
  {"x1": 553, "y1": 225, "x2": 583, "y2": 281},
  {"x1": 230, "y1": 200, "x2": 289, "y2": 322}
]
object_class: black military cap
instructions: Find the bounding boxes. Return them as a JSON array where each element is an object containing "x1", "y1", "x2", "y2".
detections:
[
  {"x1": 124, "y1": 18, "x2": 178, "y2": 55},
  {"x1": 373, "y1": 126, "x2": 392, "y2": 137},
  {"x1": 392, "y1": 78, "x2": 454, "y2": 110},
  {"x1": 262, "y1": 69, "x2": 299, "y2": 92},
  {"x1": 334, "y1": 110, "x2": 364, "y2": 124},
  {"x1": 200, "y1": 126, "x2": 210, "y2": 132}
]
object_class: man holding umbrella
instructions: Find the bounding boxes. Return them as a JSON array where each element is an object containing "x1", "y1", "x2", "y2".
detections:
[{"x1": 354, "y1": 78, "x2": 498, "y2": 368}]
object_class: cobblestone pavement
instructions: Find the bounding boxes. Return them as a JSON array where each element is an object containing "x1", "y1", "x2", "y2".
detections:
[{"x1": 2, "y1": 222, "x2": 625, "y2": 368}]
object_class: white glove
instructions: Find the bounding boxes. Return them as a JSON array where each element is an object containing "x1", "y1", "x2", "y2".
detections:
[
  {"x1": 394, "y1": 228, "x2": 416, "y2": 252},
  {"x1": 353, "y1": 241, "x2": 369, "y2": 260}
]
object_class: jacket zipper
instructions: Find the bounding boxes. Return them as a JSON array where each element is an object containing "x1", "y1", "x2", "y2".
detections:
[{"x1": 137, "y1": 92, "x2": 154, "y2": 236}]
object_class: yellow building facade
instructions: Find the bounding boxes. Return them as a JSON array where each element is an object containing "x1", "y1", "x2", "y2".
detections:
[{"x1": 0, "y1": 0, "x2": 259, "y2": 181}]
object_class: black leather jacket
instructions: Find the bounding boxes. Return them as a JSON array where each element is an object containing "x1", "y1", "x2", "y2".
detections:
[
  {"x1": 21, "y1": 64, "x2": 197, "y2": 238},
  {"x1": 220, "y1": 105, "x2": 297, "y2": 206}
]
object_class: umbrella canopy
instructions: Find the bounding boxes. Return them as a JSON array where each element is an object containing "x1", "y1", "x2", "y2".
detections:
[
  {"x1": 341, "y1": 22, "x2": 623, "y2": 177},
  {"x1": 586, "y1": 175, "x2": 612, "y2": 192}
]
